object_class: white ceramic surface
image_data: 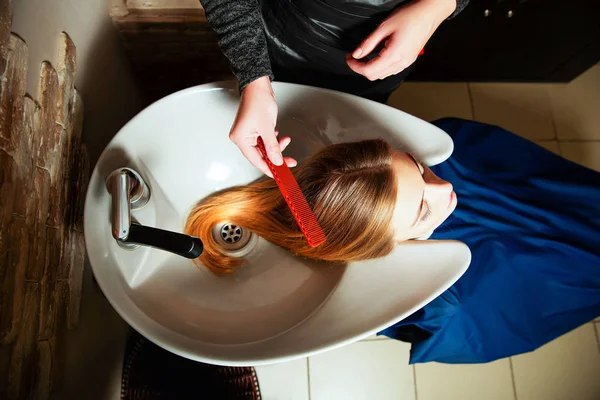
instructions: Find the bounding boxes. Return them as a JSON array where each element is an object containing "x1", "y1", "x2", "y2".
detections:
[{"x1": 84, "y1": 82, "x2": 471, "y2": 366}]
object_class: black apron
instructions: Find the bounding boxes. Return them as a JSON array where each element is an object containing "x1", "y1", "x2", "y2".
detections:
[{"x1": 260, "y1": 0, "x2": 414, "y2": 102}]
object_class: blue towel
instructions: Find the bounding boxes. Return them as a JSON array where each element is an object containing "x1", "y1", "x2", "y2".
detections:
[{"x1": 380, "y1": 118, "x2": 600, "y2": 364}]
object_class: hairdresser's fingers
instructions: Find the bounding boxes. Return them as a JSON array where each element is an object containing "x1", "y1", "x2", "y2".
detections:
[
  {"x1": 275, "y1": 131, "x2": 294, "y2": 152},
  {"x1": 278, "y1": 136, "x2": 292, "y2": 152},
  {"x1": 239, "y1": 144, "x2": 273, "y2": 178},
  {"x1": 260, "y1": 130, "x2": 283, "y2": 166},
  {"x1": 352, "y1": 23, "x2": 391, "y2": 59},
  {"x1": 278, "y1": 136, "x2": 296, "y2": 166},
  {"x1": 374, "y1": 37, "x2": 417, "y2": 79},
  {"x1": 284, "y1": 156, "x2": 298, "y2": 168},
  {"x1": 347, "y1": 50, "x2": 393, "y2": 81}
]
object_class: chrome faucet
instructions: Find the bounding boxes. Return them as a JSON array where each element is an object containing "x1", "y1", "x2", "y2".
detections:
[{"x1": 106, "y1": 168, "x2": 203, "y2": 259}]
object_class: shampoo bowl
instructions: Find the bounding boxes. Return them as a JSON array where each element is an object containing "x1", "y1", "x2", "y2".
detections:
[{"x1": 84, "y1": 82, "x2": 471, "y2": 366}]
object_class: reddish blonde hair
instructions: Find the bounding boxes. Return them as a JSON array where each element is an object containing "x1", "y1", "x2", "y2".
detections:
[{"x1": 185, "y1": 139, "x2": 398, "y2": 274}]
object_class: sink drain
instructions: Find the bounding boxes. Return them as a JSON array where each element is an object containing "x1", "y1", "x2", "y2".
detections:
[
  {"x1": 220, "y1": 223, "x2": 243, "y2": 244},
  {"x1": 212, "y1": 222, "x2": 257, "y2": 257}
]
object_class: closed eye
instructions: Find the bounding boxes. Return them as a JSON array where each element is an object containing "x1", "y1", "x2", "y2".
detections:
[
  {"x1": 421, "y1": 204, "x2": 432, "y2": 222},
  {"x1": 407, "y1": 153, "x2": 428, "y2": 227}
]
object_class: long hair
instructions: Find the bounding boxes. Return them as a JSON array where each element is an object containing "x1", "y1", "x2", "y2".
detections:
[{"x1": 185, "y1": 139, "x2": 398, "y2": 274}]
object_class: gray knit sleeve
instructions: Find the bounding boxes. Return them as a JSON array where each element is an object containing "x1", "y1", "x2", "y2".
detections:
[{"x1": 201, "y1": 0, "x2": 274, "y2": 91}]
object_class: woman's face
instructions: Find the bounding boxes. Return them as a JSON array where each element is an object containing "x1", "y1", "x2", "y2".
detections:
[{"x1": 391, "y1": 152, "x2": 457, "y2": 241}]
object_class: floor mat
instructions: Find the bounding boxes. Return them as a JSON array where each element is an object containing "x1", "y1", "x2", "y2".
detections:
[{"x1": 121, "y1": 330, "x2": 262, "y2": 399}]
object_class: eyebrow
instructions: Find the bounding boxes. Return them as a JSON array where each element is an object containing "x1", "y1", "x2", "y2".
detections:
[{"x1": 407, "y1": 154, "x2": 426, "y2": 227}]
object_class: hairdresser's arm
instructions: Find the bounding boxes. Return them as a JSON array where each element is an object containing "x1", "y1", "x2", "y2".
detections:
[
  {"x1": 201, "y1": 0, "x2": 296, "y2": 175},
  {"x1": 347, "y1": 0, "x2": 469, "y2": 81},
  {"x1": 201, "y1": 0, "x2": 273, "y2": 90}
]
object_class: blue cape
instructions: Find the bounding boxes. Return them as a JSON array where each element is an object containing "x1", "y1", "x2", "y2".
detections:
[{"x1": 380, "y1": 118, "x2": 600, "y2": 364}]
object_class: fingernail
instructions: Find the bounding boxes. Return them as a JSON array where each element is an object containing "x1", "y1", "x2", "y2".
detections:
[
  {"x1": 353, "y1": 48, "x2": 362, "y2": 58},
  {"x1": 272, "y1": 154, "x2": 283, "y2": 165}
]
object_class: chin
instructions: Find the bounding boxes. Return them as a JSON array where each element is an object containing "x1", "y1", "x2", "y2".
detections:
[
  {"x1": 432, "y1": 197, "x2": 458, "y2": 232},
  {"x1": 445, "y1": 191, "x2": 458, "y2": 215},
  {"x1": 450, "y1": 193, "x2": 458, "y2": 212}
]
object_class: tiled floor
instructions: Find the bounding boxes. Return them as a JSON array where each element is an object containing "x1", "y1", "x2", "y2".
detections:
[{"x1": 255, "y1": 64, "x2": 600, "y2": 399}]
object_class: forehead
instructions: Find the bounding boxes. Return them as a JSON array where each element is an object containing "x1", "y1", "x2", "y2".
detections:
[{"x1": 392, "y1": 152, "x2": 425, "y2": 231}]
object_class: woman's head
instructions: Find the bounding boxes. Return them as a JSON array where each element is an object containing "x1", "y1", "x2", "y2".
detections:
[
  {"x1": 391, "y1": 152, "x2": 457, "y2": 241},
  {"x1": 185, "y1": 139, "x2": 456, "y2": 274}
]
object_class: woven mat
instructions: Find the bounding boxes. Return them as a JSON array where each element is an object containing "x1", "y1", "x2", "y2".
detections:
[{"x1": 121, "y1": 330, "x2": 262, "y2": 400}]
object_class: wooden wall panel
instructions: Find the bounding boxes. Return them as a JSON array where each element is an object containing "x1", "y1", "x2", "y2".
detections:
[{"x1": 0, "y1": 3, "x2": 89, "y2": 398}]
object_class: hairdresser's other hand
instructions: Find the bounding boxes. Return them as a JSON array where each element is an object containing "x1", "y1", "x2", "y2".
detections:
[
  {"x1": 230, "y1": 76, "x2": 298, "y2": 177},
  {"x1": 347, "y1": 0, "x2": 456, "y2": 81}
]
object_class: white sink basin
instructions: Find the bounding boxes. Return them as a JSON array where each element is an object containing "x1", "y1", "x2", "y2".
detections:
[{"x1": 84, "y1": 82, "x2": 470, "y2": 366}]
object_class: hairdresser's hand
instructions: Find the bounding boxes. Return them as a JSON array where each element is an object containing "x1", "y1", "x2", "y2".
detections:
[
  {"x1": 347, "y1": 0, "x2": 456, "y2": 81},
  {"x1": 230, "y1": 76, "x2": 297, "y2": 177}
]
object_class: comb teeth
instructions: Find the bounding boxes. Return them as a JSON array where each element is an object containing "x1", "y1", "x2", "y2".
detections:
[{"x1": 257, "y1": 138, "x2": 326, "y2": 247}]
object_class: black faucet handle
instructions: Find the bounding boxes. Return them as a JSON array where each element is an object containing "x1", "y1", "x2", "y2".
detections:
[{"x1": 123, "y1": 223, "x2": 203, "y2": 259}]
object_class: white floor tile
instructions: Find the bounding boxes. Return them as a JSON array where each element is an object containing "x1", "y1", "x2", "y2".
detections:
[
  {"x1": 309, "y1": 340, "x2": 415, "y2": 400},
  {"x1": 470, "y1": 83, "x2": 556, "y2": 141},
  {"x1": 536, "y1": 140, "x2": 561, "y2": 155},
  {"x1": 255, "y1": 358, "x2": 310, "y2": 400},
  {"x1": 548, "y1": 64, "x2": 600, "y2": 140},
  {"x1": 559, "y1": 141, "x2": 600, "y2": 172},
  {"x1": 512, "y1": 324, "x2": 600, "y2": 400},
  {"x1": 414, "y1": 359, "x2": 515, "y2": 400},
  {"x1": 388, "y1": 82, "x2": 473, "y2": 122}
]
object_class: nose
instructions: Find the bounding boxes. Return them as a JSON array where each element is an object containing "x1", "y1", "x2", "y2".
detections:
[{"x1": 425, "y1": 179, "x2": 453, "y2": 201}]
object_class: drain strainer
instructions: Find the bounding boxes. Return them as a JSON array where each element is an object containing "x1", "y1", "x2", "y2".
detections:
[
  {"x1": 212, "y1": 222, "x2": 257, "y2": 257},
  {"x1": 220, "y1": 223, "x2": 243, "y2": 243}
]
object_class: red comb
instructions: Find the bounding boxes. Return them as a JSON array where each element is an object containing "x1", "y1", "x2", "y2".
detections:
[{"x1": 256, "y1": 137, "x2": 326, "y2": 247}]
